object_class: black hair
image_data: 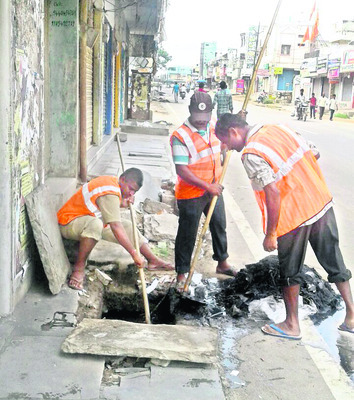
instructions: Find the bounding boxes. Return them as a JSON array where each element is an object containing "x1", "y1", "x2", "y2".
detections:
[
  {"x1": 215, "y1": 113, "x2": 248, "y2": 140},
  {"x1": 120, "y1": 168, "x2": 144, "y2": 187},
  {"x1": 220, "y1": 81, "x2": 227, "y2": 89},
  {"x1": 199, "y1": 82, "x2": 205, "y2": 88}
]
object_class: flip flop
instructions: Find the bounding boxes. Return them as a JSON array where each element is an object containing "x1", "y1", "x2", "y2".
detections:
[
  {"x1": 216, "y1": 265, "x2": 238, "y2": 277},
  {"x1": 338, "y1": 323, "x2": 354, "y2": 334},
  {"x1": 261, "y1": 323, "x2": 302, "y2": 340},
  {"x1": 68, "y1": 271, "x2": 85, "y2": 291},
  {"x1": 147, "y1": 263, "x2": 174, "y2": 272}
]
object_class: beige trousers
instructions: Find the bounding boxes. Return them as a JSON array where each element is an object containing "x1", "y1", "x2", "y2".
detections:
[{"x1": 59, "y1": 216, "x2": 147, "y2": 247}]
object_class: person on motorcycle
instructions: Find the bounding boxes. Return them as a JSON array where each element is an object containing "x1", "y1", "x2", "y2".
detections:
[
  {"x1": 180, "y1": 84, "x2": 187, "y2": 99},
  {"x1": 295, "y1": 89, "x2": 307, "y2": 120}
]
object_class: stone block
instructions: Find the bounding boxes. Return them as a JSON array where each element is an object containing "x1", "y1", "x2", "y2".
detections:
[{"x1": 25, "y1": 185, "x2": 70, "y2": 295}]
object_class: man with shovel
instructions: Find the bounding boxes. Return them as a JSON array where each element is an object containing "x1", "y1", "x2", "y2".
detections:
[
  {"x1": 57, "y1": 168, "x2": 173, "y2": 290},
  {"x1": 214, "y1": 113, "x2": 354, "y2": 338},
  {"x1": 170, "y1": 92, "x2": 237, "y2": 289}
]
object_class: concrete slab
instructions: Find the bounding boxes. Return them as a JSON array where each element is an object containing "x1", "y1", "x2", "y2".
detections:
[
  {"x1": 12, "y1": 284, "x2": 79, "y2": 337},
  {"x1": 25, "y1": 185, "x2": 71, "y2": 294},
  {"x1": 101, "y1": 365, "x2": 225, "y2": 400},
  {"x1": 61, "y1": 319, "x2": 218, "y2": 363},
  {"x1": 0, "y1": 335, "x2": 104, "y2": 400},
  {"x1": 143, "y1": 213, "x2": 178, "y2": 241}
]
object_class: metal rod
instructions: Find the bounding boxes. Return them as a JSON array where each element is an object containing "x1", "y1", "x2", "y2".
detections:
[
  {"x1": 116, "y1": 133, "x2": 151, "y2": 324},
  {"x1": 184, "y1": 0, "x2": 282, "y2": 292}
]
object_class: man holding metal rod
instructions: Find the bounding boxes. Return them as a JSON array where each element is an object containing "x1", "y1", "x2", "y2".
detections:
[
  {"x1": 170, "y1": 92, "x2": 237, "y2": 290},
  {"x1": 57, "y1": 168, "x2": 173, "y2": 290}
]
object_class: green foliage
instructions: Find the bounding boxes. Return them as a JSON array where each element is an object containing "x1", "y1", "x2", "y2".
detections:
[
  {"x1": 334, "y1": 113, "x2": 349, "y2": 119},
  {"x1": 263, "y1": 98, "x2": 274, "y2": 104},
  {"x1": 156, "y1": 48, "x2": 172, "y2": 70}
]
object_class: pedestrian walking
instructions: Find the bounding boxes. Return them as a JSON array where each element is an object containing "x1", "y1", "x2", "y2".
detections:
[
  {"x1": 170, "y1": 92, "x2": 237, "y2": 290},
  {"x1": 309, "y1": 93, "x2": 317, "y2": 119},
  {"x1": 172, "y1": 81, "x2": 179, "y2": 103},
  {"x1": 215, "y1": 113, "x2": 354, "y2": 339},
  {"x1": 329, "y1": 94, "x2": 338, "y2": 121},
  {"x1": 213, "y1": 81, "x2": 233, "y2": 120},
  {"x1": 196, "y1": 82, "x2": 207, "y2": 93},
  {"x1": 318, "y1": 93, "x2": 327, "y2": 120}
]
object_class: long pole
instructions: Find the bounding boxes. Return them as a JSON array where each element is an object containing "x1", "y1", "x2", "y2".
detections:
[
  {"x1": 116, "y1": 133, "x2": 151, "y2": 324},
  {"x1": 183, "y1": 0, "x2": 282, "y2": 292}
]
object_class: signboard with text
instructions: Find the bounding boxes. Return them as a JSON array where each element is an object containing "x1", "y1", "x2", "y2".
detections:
[
  {"x1": 340, "y1": 49, "x2": 354, "y2": 72},
  {"x1": 236, "y1": 79, "x2": 244, "y2": 93}
]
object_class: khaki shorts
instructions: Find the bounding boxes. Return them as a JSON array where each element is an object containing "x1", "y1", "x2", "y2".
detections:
[{"x1": 59, "y1": 216, "x2": 147, "y2": 247}]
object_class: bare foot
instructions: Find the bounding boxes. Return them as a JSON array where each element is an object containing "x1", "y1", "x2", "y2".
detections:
[
  {"x1": 147, "y1": 260, "x2": 174, "y2": 271},
  {"x1": 216, "y1": 260, "x2": 238, "y2": 277}
]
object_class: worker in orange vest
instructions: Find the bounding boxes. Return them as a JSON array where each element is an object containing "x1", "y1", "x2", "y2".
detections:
[
  {"x1": 57, "y1": 168, "x2": 173, "y2": 290},
  {"x1": 215, "y1": 114, "x2": 354, "y2": 338},
  {"x1": 170, "y1": 92, "x2": 237, "y2": 290}
]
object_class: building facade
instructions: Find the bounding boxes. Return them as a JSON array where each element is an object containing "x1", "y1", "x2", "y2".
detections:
[{"x1": 0, "y1": 0, "x2": 166, "y2": 316}]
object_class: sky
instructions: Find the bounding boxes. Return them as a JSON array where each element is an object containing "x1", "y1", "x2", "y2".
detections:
[{"x1": 162, "y1": 0, "x2": 353, "y2": 67}]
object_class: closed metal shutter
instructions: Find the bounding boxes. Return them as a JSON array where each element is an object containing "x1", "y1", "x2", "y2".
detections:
[
  {"x1": 102, "y1": 42, "x2": 106, "y2": 136},
  {"x1": 86, "y1": 46, "x2": 94, "y2": 148}
]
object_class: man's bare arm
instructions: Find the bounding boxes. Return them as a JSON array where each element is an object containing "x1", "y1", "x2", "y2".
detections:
[{"x1": 263, "y1": 182, "x2": 281, "y2": 252}]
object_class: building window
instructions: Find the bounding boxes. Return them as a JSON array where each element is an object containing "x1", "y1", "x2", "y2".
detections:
[{"x1": 281, "y1": 45, "x2": 291, "y2": 55}]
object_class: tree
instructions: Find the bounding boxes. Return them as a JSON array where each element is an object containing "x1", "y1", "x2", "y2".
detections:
[{"x1": 156, "y1": 48, "x2": 172, "y2": 71}]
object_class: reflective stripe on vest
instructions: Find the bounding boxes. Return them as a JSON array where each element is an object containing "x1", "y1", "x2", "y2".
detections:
[
  {"x1": 82, "y1": 183, "x2": 121, "y2": 218},
  {"x1": 171, "y1": 121, "x2": 222, "y2": 199},
  {"x1": 242, "y1": 125, "x2": 332, "y2": 237},
  {"x1": 57, "y1": 176, "x2": 122, "y2": 225}
]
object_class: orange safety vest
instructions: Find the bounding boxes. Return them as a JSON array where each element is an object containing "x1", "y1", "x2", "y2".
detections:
[
  {"x1": 57, "y1": 176, "x2": 122, "y2": 225},
  {"x1": 171, "y1": 120, "x2": 223, "y2": 199},
  {"x1": 242, "y1": 124, "x2": 332, "y2": 237}
]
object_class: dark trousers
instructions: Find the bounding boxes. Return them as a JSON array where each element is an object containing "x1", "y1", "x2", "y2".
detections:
[
  {"x1": 175, "y1": 193, "x2": 228, "y2": 274},
  {"x1": 319, "y1": 106, "x2": 325, "y2": 119},
  {"x1": 310, "y1": 105, "x2": 316, "y2": 118},
  {"x1": 330, "y1": 109, "x2": 335, "y2": 120},
  {"x1": 277, "y1": 208, "x2": 351, "y2": 286}
]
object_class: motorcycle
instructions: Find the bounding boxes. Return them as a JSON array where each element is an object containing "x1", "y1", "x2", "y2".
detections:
[
  {"x1": 294, "y1": 98, "x2": 309, "y2": 121},
  {"x1": 180, "y1": 90, "x2": 186, "y2": 100},
  {"x1": 257, "y1": 91, "x2": 267, "y2": 103}
]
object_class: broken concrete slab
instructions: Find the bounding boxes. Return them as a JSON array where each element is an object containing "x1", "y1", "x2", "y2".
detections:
[
  {"x1": 88, "y1": 240, "x2": 129, "y2": 265},
  {"x1": 142, "y1": 198, "x2": 173, "y2": 214},
  {"x1": 143, "y1": 213, "x2": 178, "y2": 242},
  {"x1": 61, "y1": 319, "x2": 218, "y2": 363},
  {"x1": 25, "y1": 185, "x2": 71, "y2": 295},
  {"x1": 101, "y1": 365, "x2": 225, "y2": 400}
]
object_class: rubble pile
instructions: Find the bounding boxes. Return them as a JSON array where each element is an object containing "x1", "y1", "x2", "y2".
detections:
[{"x1": 217, "y1": 255, "x2": 342, "y2": 321}]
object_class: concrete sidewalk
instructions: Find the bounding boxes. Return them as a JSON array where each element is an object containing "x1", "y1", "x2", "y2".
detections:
[{"x1": 0, "y1": 104, "x2": 353, "y2": 400}]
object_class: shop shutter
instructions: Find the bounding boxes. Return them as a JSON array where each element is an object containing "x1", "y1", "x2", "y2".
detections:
[{"x1": 86, "y1": 46, "x2": 94, "y2": 148}]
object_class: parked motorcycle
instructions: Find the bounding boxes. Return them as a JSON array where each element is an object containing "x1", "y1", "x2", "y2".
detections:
[{"x1": 295, "y1": 98, "x2": 309, "y2": 121}]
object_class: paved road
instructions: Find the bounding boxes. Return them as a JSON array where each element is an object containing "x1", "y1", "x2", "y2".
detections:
[{"x1": 157, "y1": 91, "x2": 354, "y2": 394}]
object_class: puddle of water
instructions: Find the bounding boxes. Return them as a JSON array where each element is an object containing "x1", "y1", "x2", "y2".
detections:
[{"x1": 313, "y1": 305, "x2": 354, "y2": 382}]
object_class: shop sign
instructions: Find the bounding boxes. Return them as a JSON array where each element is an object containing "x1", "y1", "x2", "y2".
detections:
[
  {"x1": 307, "y1": 58, "x2": 317, "y2": 76},
  {"x1": 273, "y1": 67, "x2": 283, "y2": 75},
  {"x1": 300, "y1": 60, "x2": 309, "y2": 77},
  {"x1": 340, "y1": 49, "x2": 354, "y2": 72},
  {"x1": 256, "y1": 69, "x2": 270, "y2": 77},
  {"x1": 327, "y1": 58, "x2": 340, "y2": 79},
  {"x1": 236, "y1": 79, "x2": 244, "y2": 93},
  {"x1": 317, "y1": 56, "x2": 328, "y2": 74}
]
